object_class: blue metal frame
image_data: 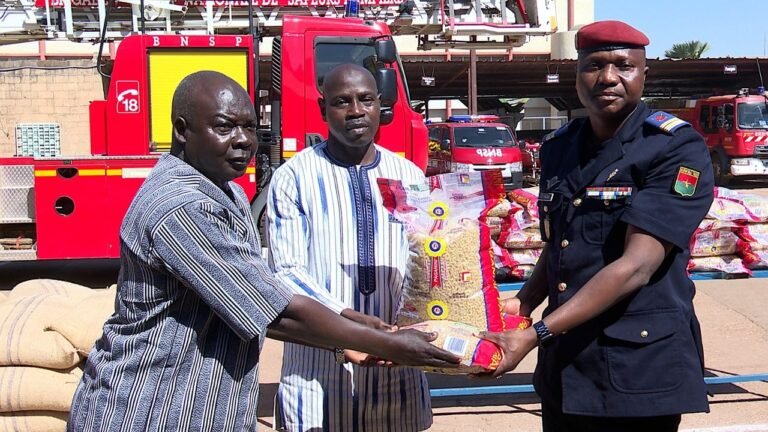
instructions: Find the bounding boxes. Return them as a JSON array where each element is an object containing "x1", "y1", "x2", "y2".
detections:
[
  {"x1": 430, "y1": 374, "x2": 768, "y2": 398},
  {"x1": 436, "y1": 272, "x2": 768, "y2": 398}
]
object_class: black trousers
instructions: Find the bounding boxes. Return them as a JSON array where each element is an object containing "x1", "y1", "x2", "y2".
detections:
[{"x1": 542, "y1": 401, "x2": 682, "y2": 432}]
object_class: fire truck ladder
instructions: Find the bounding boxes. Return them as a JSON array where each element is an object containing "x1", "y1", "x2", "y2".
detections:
[{"x1": 2, "y1": 0, "x2": 554, "y2": 49}]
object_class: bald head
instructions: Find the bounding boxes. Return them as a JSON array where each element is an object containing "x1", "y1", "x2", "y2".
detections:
[
  {"x1": 321, "y1": 64, "x2": 377, "y2": 98},
  {"x1": 172, "y1": 71, "x2": 246, "y2": 129},
  {"x1": 170, "y1": 70, "x2": 257, "y2": 188}
]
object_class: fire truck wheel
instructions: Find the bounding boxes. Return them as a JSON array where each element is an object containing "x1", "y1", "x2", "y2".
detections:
[{"x1": 710, "y1": 151, "x2": 731, "y2": 186}]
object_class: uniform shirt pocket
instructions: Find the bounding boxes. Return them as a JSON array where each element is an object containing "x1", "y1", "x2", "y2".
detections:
[
  {"x1": 581, "y1": 196, "x2": 630, "y2": 245},
  {"x1": 602, "y1": 309, "x2": 684, "y2": 394}
]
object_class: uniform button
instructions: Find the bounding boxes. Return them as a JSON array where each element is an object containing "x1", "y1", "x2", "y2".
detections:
[
  {"x1": 640, "y1": 330, "x2": 649, "y2": 338},
  {"x1": 543, "y1": 205, "x2": 549, "y2": 212},
  {"x1": 557, "y1": 282, "x2": 567, "y2": 292},
  {"x1": 573, "y1": 198, "x2": 582, "y2": 207},
  {"x1": 603, "y1": 200, "x2": 610, "y2": 206},
  {"x1": 560, "y1": 239, "x2": 569, "y2": 248}
]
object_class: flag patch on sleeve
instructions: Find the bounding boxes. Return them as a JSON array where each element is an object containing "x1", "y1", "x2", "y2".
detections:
[{"x1": 673, "y1": 166, "x2": 700, "y2": 197}]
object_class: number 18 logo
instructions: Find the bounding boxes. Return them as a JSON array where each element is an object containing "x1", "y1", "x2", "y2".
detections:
[{"x1": 116, "y1": 81, "x2": 140, "y2": 114}]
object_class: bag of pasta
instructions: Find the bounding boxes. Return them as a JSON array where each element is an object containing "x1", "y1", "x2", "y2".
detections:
[{"x1": 378, "y1": 171, "x2": 508, "y2": 335}]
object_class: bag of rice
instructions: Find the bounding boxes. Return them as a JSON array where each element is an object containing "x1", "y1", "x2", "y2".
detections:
[
  {"x1": 378, "y1": 171, "x2": 507, "y2": 334},
  {"x1": 689, "y1": 230, "x2": 739, "y2": 257},
  {"x1": 402, "y1": 314, "x2": 531, "y2": 374},
  {"x1": 741, "y1": 249, "x2": 768, "y2": 270},
  {"x1": 507, "y1": 187, "x2": 539, "y2": 220},
  {"x1": 715, "y1": 187, "x2": 768, "y2": 221},
  {"x1": 497, "y1": 228, "x2": 544, "y2": 249},
  {"x1": 737, "y1": 223, "x2": 768, "y2": 244},
  {"x1": 495, "y1": 265, "x2": 535, "y2": 282},
  {"x1": 687, "y1": 255, "x2": 751, "y2": 275}
]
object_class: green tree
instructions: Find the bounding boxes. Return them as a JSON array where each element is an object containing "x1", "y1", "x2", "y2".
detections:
[{"x1": 664, "y1": 41, "x2": 710, "y2": 59}]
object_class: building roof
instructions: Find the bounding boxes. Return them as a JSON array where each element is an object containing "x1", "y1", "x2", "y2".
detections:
[{"x1": 398, "y1": 56, "x2": 768, "y2": 111}]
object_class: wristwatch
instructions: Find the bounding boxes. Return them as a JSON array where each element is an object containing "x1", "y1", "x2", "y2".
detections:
[
  {"x1": 334, "y1": 347, "x2": 347, "y2": 365},
  {"x1": 532, "y1": 320, "x2": 555, "y2": 348}
]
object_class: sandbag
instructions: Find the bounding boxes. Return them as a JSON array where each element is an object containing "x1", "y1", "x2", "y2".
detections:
[
  {"x1": 48, "y1": 287, "x2": 116, "y2": 355},
  {"x1": 0, "y1": 366, "x2": 82, "y2": 413},
  {"x1": 0, "y1": 411, "x2": 68, "y2": 432},
  {"x1": 0, "y1": 295, "x2": 79, "y2": 369},
  {"x1": 9, "y1": 279, "x2": 93, "y2": 302}
]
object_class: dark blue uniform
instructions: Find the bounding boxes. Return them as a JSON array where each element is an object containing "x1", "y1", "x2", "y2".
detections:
[{"x1": 534, "y1": 102, "x2": 714, "y2": 420}]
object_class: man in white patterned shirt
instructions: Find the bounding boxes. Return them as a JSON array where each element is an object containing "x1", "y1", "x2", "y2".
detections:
[
  {"x1": 67, "y1": 71, "x2": 458, "y2": 432},
  {"x1": 268, "y1": 64, "x2": 432, "y2": 431}
]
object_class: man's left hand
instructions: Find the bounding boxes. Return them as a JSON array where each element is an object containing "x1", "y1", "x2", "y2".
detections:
[
  {"x1": 341, "y1": 308, "x2": 396, "y2": 331},
  {"x1": 344, "y1": 349, "x2": 395, "y2": 367}
]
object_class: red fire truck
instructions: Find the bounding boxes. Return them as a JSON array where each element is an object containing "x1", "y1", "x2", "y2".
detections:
[
  {"x1": 0, "y1": 0, "x2": 557, "y2": 262},
  {"x1": 0, "y1": 15, "x2": 425, "y2": 261},
  {"x1": 648, "y1": 89, "x2": 768, "y2": 185},
  {"x1": 426, "y1": 115, "x2": 523, "y2": 190}
]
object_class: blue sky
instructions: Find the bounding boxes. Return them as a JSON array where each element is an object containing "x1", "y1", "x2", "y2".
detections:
[{"x1": 595, "y1": 0, "x2": 768, "y2": 59}]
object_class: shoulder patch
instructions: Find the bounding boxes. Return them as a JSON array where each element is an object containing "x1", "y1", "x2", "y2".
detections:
[
  {"x1": 543, "y1": 120, "x2": 574, "y2": 142},
  {"x1": 645, "y1": 111, "x2": 690, "y2": 135}
]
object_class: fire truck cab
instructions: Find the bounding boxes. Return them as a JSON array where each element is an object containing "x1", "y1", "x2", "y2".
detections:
[
  {"x1": 653, "y1": 90, "x2": 768, "y2": 185},
  {"x1": 426, "y1": 115, "x2": 523, "y2": 190},
  {"x1": 0, "y1": 15, "x2": 423, "y2": 261}
]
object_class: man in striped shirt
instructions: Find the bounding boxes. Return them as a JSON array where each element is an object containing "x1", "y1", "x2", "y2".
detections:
[
  {"x1": 67, "y1": 71, "x2": 458, "y2": 432},
  {"x1": 268, "y1": 64, "x2": 433, "y2": 431}
]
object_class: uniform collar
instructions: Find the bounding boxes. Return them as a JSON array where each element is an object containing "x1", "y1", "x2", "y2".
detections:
[{"x1": 566, "y1": 103, "x2": 648, "y2": 193}]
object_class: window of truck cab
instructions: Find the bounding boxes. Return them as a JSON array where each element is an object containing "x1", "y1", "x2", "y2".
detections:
[
  {"x1": 737, "y1": 102, "x2": 768, "y2": 130},
  {"x1": 452, "y1": 125, "x2": 517, "y2": 148},
  {"x1": 313, "y1": 37, "x2": 411, "y2": 103}
]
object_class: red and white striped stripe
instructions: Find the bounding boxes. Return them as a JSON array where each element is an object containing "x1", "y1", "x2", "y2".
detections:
[{"x1": 744, "y1": 135, "x2": 768, "y2": 143}]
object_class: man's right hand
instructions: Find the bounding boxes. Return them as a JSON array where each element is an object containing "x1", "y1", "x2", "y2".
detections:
[{"x1": 378, "y1": 329, "x2": 461, "y2": 368}]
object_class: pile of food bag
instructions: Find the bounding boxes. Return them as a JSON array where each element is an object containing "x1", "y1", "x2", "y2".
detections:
[
  {"x1": 689, "y1": 187, "x2": 768, "y2": 275},
  {"x1": 378, "y1": 171, "x2": 530, "y2": 374}
]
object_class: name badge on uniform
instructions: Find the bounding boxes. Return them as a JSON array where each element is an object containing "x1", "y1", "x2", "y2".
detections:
[{"x1": 585, "y1": 186, "x2": 632, "y2": 200}]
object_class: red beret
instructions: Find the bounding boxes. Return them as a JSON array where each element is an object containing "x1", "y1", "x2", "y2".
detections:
[{"x1": 576, "y1": 20, "x2": 649, "y2": 52}]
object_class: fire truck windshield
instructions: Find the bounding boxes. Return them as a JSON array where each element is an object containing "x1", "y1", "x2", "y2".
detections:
[
  {"x1": 737, "y1": 102, "x2": 768, "y2": 129},
  {"x1": 315, "y1": 40, "x2": 411, "y2": 104},
  {"x1": 453, "y1": 126, "x2": 516, "y2": 148}
]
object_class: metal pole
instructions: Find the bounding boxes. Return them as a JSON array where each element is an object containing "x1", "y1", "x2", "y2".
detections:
[
  {"x1": 140, "y1": 0, "x2": 145, "y2": 33},
  {"x1": 469, "y1": 48, "x2": 478, "y2": 115}
]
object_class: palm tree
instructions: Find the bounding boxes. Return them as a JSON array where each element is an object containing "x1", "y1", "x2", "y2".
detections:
[{"x1": 664, "y1": 41, "x2": 710, "y2": 59}]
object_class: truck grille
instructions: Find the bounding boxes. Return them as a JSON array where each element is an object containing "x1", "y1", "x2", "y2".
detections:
[{"x1": 755, "y1": 145, "x2": 768, "y2": 157}]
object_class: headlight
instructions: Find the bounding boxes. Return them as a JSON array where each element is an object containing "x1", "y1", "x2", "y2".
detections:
[
  {"x1": 732, "y1": 159, "x2": 750, "y2": 166},
  {"x1": 509, "y1": 162, "x2": 523, "y2": 172}
]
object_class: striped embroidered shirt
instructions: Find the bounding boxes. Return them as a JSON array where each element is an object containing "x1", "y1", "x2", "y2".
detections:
[
  {"x1": 68, "y1": 154, "x2": 293, "y2": 432},
  {"x1": 267, "y1": 143, "x2": 432, "y2": 432}
]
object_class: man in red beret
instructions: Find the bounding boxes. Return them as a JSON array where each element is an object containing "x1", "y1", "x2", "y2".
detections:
[{"x1": 480, "y1": 20, "x2": 713, "y2": 431}]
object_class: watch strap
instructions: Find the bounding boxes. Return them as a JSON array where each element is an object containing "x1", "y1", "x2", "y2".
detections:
[
  {"x1": 533, "y1": 320, "x2": 554, "y2": 347},
  {"x1": 334, "y1": 347, "x2": 347, "y2": 365}
]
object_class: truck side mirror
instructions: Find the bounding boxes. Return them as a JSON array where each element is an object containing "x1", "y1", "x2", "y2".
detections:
[
  {"x1": 375, "y1": 39, "x2": 397, "y2": 64},
  {"x1": 376, "y1": 68, "x2": 398, "y2": 106},
  {"x1": 380, "y1": 107, "x2": 394, "y2": 125}
]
